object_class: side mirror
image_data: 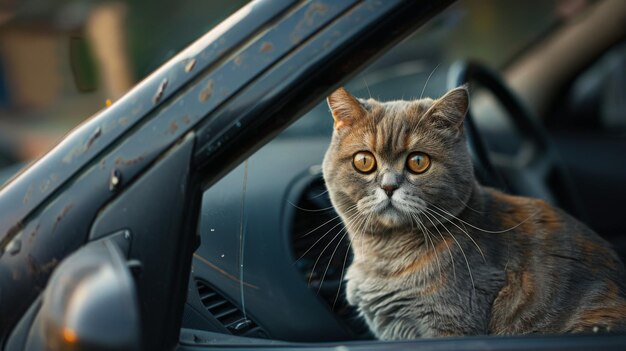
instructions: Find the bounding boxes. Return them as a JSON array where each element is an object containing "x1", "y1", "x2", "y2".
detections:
[{"x1": 25, "y1": 239, "x2": 140, "y2": 351}]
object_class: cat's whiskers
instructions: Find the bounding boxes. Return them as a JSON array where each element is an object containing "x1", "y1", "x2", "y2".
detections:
[
  {"x1": 419, "y1": 63, "x2": 440, "y2": 100},
  {"x1": 386, "y1": 197, "x2": 458, "y2": 286},
  {"x1": 299, "y1": 213, "x2": 343, "y2": 239},
  {"x1": 452, "y1": 189, "x2": 484, "y2": 214},
  {"x1": 424, "y1": 198, "x2": 536, "y2": 234},
  {"x1": 357, "y1": 193, "x2": 381, "y2": 214},
  {"x1": 423, "y1": 208, "x2": 476, "y2": 292},
  {"x1": 309, "y1": 225, "x2": 346, "y2": 287},
  {"x1": 296, "y1": 205, "x2": 358, "y2": 263},
  {"x1": 332, "y1": 212, "x2": 372, "y2": 309},
  {"x1": 317, "y1": 227, "x2": 350, "y2": 294},
  {"x1": 321, "y1": 209, "x2": 369, "y2": 296},
  {"x1": 310, "y1": 188, "x2": 329, "y2": 199},
  {"x1": 363, "y1": 78, "x2": 372, "y2": 99},
  {"x1": 420, "y1": 212, "x2": 456, "y2": 282},
  {"x1": 308, "y1": 208, "x2": 362, "y2": 286},
  {"x1": 420, "y1": 204, "x2": 486, "y2": 263},
  {"x1": 333, "y1": 237, "x2": 352, "y2": 310},
  {"x1": 350, "y1": 210, "x2": 373, "y2": 259},
  {"x1": 288, "y1": 200, "x2": 336, "y2": 212},
  {"x1": 351, "y1": 210, "x2": 377, "y2": 263},
  {"x1": 413, "y1": 212, "x2": 443, "y2": 282},
  {"x1": 421, "y1": 210, "x2": 457, "y2": 283}
]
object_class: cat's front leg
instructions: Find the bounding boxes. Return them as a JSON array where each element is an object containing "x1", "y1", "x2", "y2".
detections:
[
  {"x1": 377, "y1": 320, "x2": 464, "y2": 340},
  {"x1": 345, "y1": 268, "x2": 362, "y2": 306},
  {"x1": 375, "y1": 318, "x2": 422, "y2": 340}
]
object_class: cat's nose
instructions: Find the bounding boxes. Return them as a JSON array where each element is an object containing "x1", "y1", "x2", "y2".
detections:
[{"x1": 381, "y1": 184, "x2": 398, "y2": 198}]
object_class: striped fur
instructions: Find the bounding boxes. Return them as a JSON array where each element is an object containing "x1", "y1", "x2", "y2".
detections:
[{"x1": 322, "y1": 87, "x2": 626, "y2": 339}]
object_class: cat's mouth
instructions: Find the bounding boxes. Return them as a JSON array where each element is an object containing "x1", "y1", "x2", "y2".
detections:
[
  {"x1": 373, "y1": 198, "x2": 395, "y2": 212},
  {"x1": 373, "y1": 200, "x2": 407, "y2": 227}
]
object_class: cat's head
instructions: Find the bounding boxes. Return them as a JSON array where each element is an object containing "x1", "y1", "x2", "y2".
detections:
[{"x1": 322, "y1": 86, "x2": 475, "y2": 231}]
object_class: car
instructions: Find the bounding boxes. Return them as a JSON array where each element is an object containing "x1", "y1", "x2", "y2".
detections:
[{"x1": 1, "y1": 0, "x2": 625, "y2": 350}]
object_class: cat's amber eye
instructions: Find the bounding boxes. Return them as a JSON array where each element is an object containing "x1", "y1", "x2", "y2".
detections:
[
  {"x1": 352, "y1": 151, "x2": 377, "y2": 174},
  {"x1": 406, "y1": 152, "x2": 431, "y2": 174}
]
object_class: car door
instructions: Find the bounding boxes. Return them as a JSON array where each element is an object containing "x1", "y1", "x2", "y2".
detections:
[{"x1": 0, "y1": 0, "x2": 452, "y2": 349}]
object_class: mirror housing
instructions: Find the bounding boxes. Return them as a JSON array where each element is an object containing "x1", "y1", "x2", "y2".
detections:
[{"x1": 25, "y1": 239, "x2": 140, "y2": 351}]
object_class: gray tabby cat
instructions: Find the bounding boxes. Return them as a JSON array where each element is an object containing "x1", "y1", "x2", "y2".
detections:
[{"x1": 322, "y1": 86, "x2": 626, "y2": 339}]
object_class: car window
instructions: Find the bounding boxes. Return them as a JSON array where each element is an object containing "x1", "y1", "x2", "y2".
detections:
[
  {"x1": 191, "y1": 0, "x2": 585, "y2": 344},
  {"x1": 282, "y1": 0, "x2": 560, "y2": 138}
]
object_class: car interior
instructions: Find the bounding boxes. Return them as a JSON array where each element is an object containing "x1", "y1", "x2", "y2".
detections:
[{"x1": 180, "y1": 0, "x2": 626, "y2": 345}]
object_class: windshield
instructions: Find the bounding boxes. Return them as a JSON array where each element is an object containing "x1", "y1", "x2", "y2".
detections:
[{"x1": 283, "y1": 0, "x2": 562, "y2": 137}]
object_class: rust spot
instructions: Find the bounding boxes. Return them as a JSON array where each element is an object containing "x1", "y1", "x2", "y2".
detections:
[
  {"x1": 168, "y1": 121, "x2": 178, "y2": 134},
  {"x1": 153, "y1": 78, "x2": 168, "y2": 104},
  {"x1": 199, "y1": 80, "x2": 214, "y2": 102},
  {"x1": 259, "y1": 41, "x2": 273, "y2": 53},
  {"x1": 185, "y1": 58, "x2": 196, "y2": 72},
  {"x1": 23, "y1": 185, "x2": 34, "y2": 205},
  {"x1": 28, "y1": 224, "x2": 40, "y2": 245},
  {"x1": 115, "y1": 155, "x2": 145, "y2": 166},
  {"x1": 39, "y1": 180, "x2": 51, "y2": 193},
  {"x1": 323, "y1": 40, "x2": 331, "y2": 49},
  {"x1": 182, "y1": 115, "x2": 190, "y2": 125},
  {"x1": 59, "y1": 205, "x2": 74, "y2": 218},
  {"x1": 291, "y1": 3, "x2": 328, "y2": 43},
  {"x1": 42, "y1": 258, "x2": 59, "y2": 273},
  {"x1": 99, "y1": 158, "x2": 106, "y2": 169},
  {"x1": 52, "y1": 205, "x2": 74, "y2": 233},
  {"x1": 62, "y1": 143, "x2": 84, "y2": 164},
  {"x1": 118, "y1": 117, "x2": 129, "y2": 126},
  {"x1": 27, "y1": 255, "x2": 38, "y2": 275},
  {"x1": 234, "y1": 56, "x2": 242, "y2": 65},
  {"x1": 84, "y1": 127, "x2": 102, "y2": 151},
  {"x1": 26, "y1": 255, "x2": 58, "y2": 276}
]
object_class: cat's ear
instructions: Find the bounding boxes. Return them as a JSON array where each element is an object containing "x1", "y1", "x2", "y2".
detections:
[
  {"x1": 327, "y1": 87, "x2": 365, "y2": 130},
  {"x1": 423, "y1": 86, "x2": 469, "y2": 131}
]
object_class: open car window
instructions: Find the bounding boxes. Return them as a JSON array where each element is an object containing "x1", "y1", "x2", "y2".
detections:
[{"x1": 188, "y1": 0, "x2": 626, "y2": 346}]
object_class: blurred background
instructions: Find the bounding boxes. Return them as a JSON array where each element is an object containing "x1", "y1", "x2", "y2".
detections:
[
  {"x1": 0, "y1": 0, "x2": 604, "y2": 170},
  {"x1": 0, "y1": 0, "x2": 246, "y2": 166}
]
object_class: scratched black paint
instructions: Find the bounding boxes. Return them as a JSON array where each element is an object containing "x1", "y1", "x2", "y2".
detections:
[{"x1": 0, "y1": 0, "x2": 453, "y2": 349}]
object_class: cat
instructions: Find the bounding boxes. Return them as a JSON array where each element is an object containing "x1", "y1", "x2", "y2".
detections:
[{"x1": 321, "y1": 86, "x2": 626, "y2": 340}]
